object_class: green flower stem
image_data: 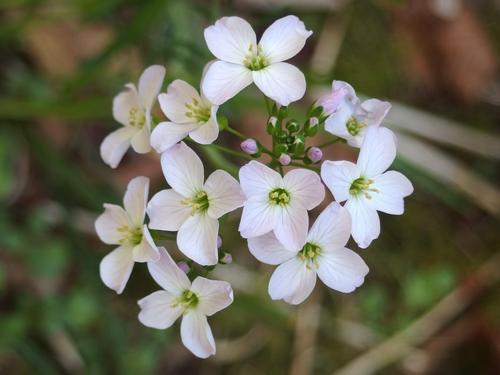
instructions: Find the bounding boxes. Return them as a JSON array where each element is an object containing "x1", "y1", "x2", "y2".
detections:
[
  {"x1": 225, "y1": 125, "x2": 247, "y2": 140},
  {"x1": 204, "y1": 143, "x2": 253, "y2": 160},
  {"x1": 318, "y1": 137, "x2": 344, "y2": 149},
  {"x1": 289, "y1": 162, "x2": 319, "y2": 172}
]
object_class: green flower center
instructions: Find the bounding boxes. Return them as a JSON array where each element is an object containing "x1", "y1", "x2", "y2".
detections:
[
  {"x1": 349, "y1": 177, "x2": 379, "y2": 199},
  {"x1": 117, "y1": 225, "x2": 143, "y2": 246},
  {"x1": 243, "y1": 44, "x2": 269, "y2": 71},
  {"x1": 185, "y1": 98, "x2": 211, "y2": 123},
  {"x1": 182, "y1": 191, "x2": 210, "y2": 214},
  {"x1": 171, "y1": 290, "x2": 199, "y2": 310},
  {"x1": 346, "y1": 116, "x2": 365, "y2": 136},
  {"x1": 298, "y1": 242, "x2": 321, "y2": 269},
  {"x1": 268, "y1": 188, "x2": 291, "y2": 206},
  {"x1": 128, "y1": 108, "x2": 146, "y2": 128}
]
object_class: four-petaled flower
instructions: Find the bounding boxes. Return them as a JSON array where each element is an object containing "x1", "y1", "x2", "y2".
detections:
[
  {"x1": 321, "y1": 127, "x2": 413, "y2": 248},
  {"x1": 202, "y1": 15, "x2": 312, "y2": 106},
  {"x1": 138, "y1": 248, "x2": 233, "y2": 358},
  {"x1": 147, "y1": 142, "x2": 245, "y2": 265},
  {"x1": 150, "y1": 79, "x2": 219, "y2": 153},
  {"x1": 100, "y1": 65, "x2": 166, "y2": 168},
  {"x1": 95, "y1": 176, "x2": 160, "y2": 294},
  {"x1": 239, "y1": 160, "x2": 325, "y2": 251},
  {"x1": 321, "y1": 80, "x2": 391, "y2": 147},
  {"x1": 249, "y1": 203, "x2": 369, "y2": 304}
]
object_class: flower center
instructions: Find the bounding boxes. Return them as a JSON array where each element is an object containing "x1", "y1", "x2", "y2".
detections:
[
  {"x1": 182, "y1": 191, "x2": 210, "y2": 214},
  {"x1": 346, "y1": 116, "x2": 365, "y2": 136},
  {"x1": 349, "y1": 177, "x2": 379, "y2": 199},
  {"x1": 185, "y1": 98, "x2": 211, "y2": 124},
  {"x1": 128, "y1": 108, "x2": 146, "y2": 128},
  {"x1": 117, "y1": 225, "x2": 143, "y2": 246},
  {"x1": 298, "y1": 242, "x2": 321, "y2": 269},
  {"x1": 171, "y1": 290, "x2": 199, "y2": 310},
  {"x1": 268, "y1": 188, "x2": 291, "y2": 206},
  {"x1": 243, "y1": 44, "x2": 269, "y2": 71}
]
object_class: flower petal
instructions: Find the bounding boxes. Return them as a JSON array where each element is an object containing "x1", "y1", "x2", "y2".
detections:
[
  {"x1": 113, "y1": 88, "x2": 141, "y2": 126},
  {"x1": 180, "y1": 311, "x2": 216, "y2": 359},
  {"x1": 368, "y1": 171, "x2": 413, "y2": 215},
  {"x1": 100, "y1": 127, "x2": 136, "y2": 168},
  {"x1": 316, "y1": 247, "x2": 369, "y2": 293},
  {"x1": 130, "y1": 125, "x2": 152, "y2": 154},
  {"x1": 321, "y1": 160, "x2": 360, "y2": 202},
  {"x1": 95, "y1": 203, "x2": 131, "y2": 245},
  {"x1": 147, "y1": 247, "x2": 191, "y2": 294},
  {"x1": 204, "y1": 170, "x2": 245, "y2": 219},
  {"x1": 189, "y1": 106, "x2": 219, "y2": 145},
  {"x1": 268, "y1": 257, "x2": 316, "y2": 305},
  {"x1": 124, "y1": 176, "x2": 149, "y2": 226},
  {"x1": 345, "y1": 198, "x2": 380, "y2": 249},
  {"x1": 274, "y1": 202, "x2": 308, "y2": 251},
  {"x1": 201, "y1": 60, "x2": 253, "y2": 105},
  {"x1": 147, "y1": 189, "x2": 191, "y2": 231},
  {"x1": 161, "y1": 142, "x2": 204, "y2": 197},
  {"x1": 247, "y1": 232, "x2": 296, "y2": 265},
  {"x1": 259, "y1": 15, "x2": 312, "y2": 63},
  {"x1": 307, "y1": 202, "x2": 351, "y2": 249},
  {"x1": 356, "y1": 98, "x2": 391, "y2": 127},
  {"x1": 177, "y1": 214, "x2": 219, "y2": 266},
  {"x1": 138, "y1": 65, "x2": 166, "y2": 110},
  {"x1": 133, "y1": 226, "x2": 160, "y2": 263},
  {"x1": 239, "y1": 196, "x2": 279, "y2": 239},
  {"x1": 99, "y1": 245, "x2": 134, "y2": 294},
  {"x1": 324, "y1": 104, "x2": 355, "y2": 139},
  {"x1": 283, "y1": 168, "x2": 325, "y2": 210},
  {"x1": 191, "y1": 277, "x2": 233, "y2": 316},
  {"x1": 150, "y1": 121, "x2": 199, "y2": 153},
  {"x1": 239, "y1": 160, "x2": 282, "y2": 197},
  {"x1": 158, "y1": 80, "x2": 201, "y2": 124},
  {"x1": 204, "y1": 16, "x2": 256, "y2": 64},
  {"x1": 252, "y1": 62, "x2": 306, "y2": 106},
  {"x1": 357, "y1": 126, "x2": 397, "y2": 177},
  {"x1": 138, "y1": 290, "x2": 183, "y2": 329}
]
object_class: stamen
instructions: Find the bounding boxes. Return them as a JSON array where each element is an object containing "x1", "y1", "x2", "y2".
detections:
[
  {"x1": 268, "y1": 188, "x2": 291, "y2": 206},
  {"x1": 298, "y1": 242, "x2": 321, "y2": 269},
  {"x1": 171, "y1": 290, "x2": 199, "y2": 310},
  {"x1": 243, "y1": 44, "x2": 269, "y2": 71},
  {"x1": 185, "y1": 98, "x2": 211, "y2": 123},
  {"x1": 346, "y1": 116, "x2": 365, "y2": 136},
  {"x1": 117, "y1": 225, "x2": 143, "y2": 245},
  {"x1": 182, "y1": 191, "x2": 210, "y2": 214},
  {"x1": 128, "y1": 108, "x2": 146, "y2": 128},
  {"x1": 349, "y1": 177, "x2": 379, "y2": 199}
]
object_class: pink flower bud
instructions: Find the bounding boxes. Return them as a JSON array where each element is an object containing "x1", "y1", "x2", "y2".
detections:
[
  {"x1": 177, "y1": 261, "x2": 190, "y2": 274},
  {"x1": 309, "y1": 117, "x2": 319, "y2": 127},
  {"x1": 240, "y1": 139, "x2": 258, "y2": 154},
  {"x1": 221, "y1": 253, "x2": 233, "y2": 264},
  {"x1": 279, "y1": 153, "x2": 291, "y2": 166},
  {"x1": 307, "y1": 147, "x2": 323, "y2": 163},
  {"x1": 217, "y1": 235, "x2": 223, "y2": 249}
]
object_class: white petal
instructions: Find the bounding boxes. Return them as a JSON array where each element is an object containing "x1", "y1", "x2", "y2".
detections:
[
  {"x1": 356, "y1": 98, "x2": 391, "y2": 127},
  {"x1": 100, "y1": 127, "x2": 136, "y2": 168},
  {"x1": 147, "y1": 189, "x2": 191, "y2": 231},
  {"x1": 201, "y1": 60, "x2": 253, "y2": 105},
  {"x1": 274, "y1": 203, "x2": 308, "y2": 251},
  {"x1": 180, "y1": 312, "x2": 216, "y2": 359},
  {"x1": 147, "y1": 247, "x2": 191, "y2": 294},
  {"x1": 239, "y1": 160, "x2": 282, "y2": 197},
  {"x1": 95, "y1": 204, "x2": 131, "y2": 245},
  {"x1": 177, "y1": 214, "x2": 219, "y2": 266},
  {"x1": 150, "y1": 121, "x2": 199, "y2": 153},
  {"x1": 307, "y1": 202, "x2": 351, "y2": 249},
  {"x1": 158, "y1": 80, "x2": 201, "y2": 124},
  {"x1": 316, "y1": 247, "x2": 369, "y2": 293},
  {"x1": 138, "y1": 65, "x2": 166, "y2": 110},
  {"x1": 283, "y1": 168, "x2": 325, "y2": 210},
  {"x1": 324, "y1": 103, "x2": 355, "y2": 139},
  {"x1": 99, "y1": 245, "x2": 134, "y2": 294},
  {"x1": 259, "y1": 15, "x2": 312, "y2": 63},
  {"x1": 268, "y1": 257, "x2": 316, "y2": 305},
  {"x1": 113, "y1": 88, "x2": 141, "y2": 126},
  {"x1": 204, "y1": 170, "x2": 245, "y2": 219},
  {"x1": 345, "y1": 198, "x2": 380, "y2": 249},
  {"x1": 357, "y1": 127, "x2": 397, "y2": 177},
  {"x1": 189, "y1": 106, "x2": 219, "y2": 145},
  {"x1": 321, "y1": 160, "x2": 360, "y2": 202},
  {"x1": 368, "y1": 171, "x2": 413, "y2": 215},
  {"x1": 252, "y1": 62, "x2": 306, "y2": 106},
  {"x1": 124, "y1": 176, "x2": 149, "y2": 226},
  {"x1": 191, "y1": 277, "x2": 233, "y2": 316},
  {"x1": 239, "y1": 197, "x2": 279, "y2": 238},
  {"x1": 204, "y1": 16, "x2": 256, "y2": 64},
  {"x1": 130, "y1": 125, "x2": 152, "y2": 154},
  {"x1": 133, "y1": 226, "x2": 160, "y2": 263},
  {"x1": 247, "y1": 232, "x2": 296, "y2": 265},
  {"x1": 161, "y1": 142, "x2": 204, "y2": 197},
  {"x1": 138, "y1": 290, "x2": 182, "y2": 329}
]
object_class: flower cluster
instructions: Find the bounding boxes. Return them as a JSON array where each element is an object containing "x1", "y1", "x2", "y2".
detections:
[{"x1": 96, "y1": 15, "x2": 413, "y2": 359}]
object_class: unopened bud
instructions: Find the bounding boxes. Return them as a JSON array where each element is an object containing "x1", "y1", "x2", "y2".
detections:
[
  {"x1": 279, "y1": 153, "x2": 291, "y2": 166},
  {"x1": 240, "y1": 139, "x2": 258, "y2": 155},
  {"x1": 217, "y1": 235, "x2": 223, "y2": 249},
  {"x1": 266, "y1": 116, "x2": 278, "y2": 134},
  {"x1": 307, "y1": 147, "x2": 323, "y2": 163},
  {"x1": 292, "y1": 137, "x2": 305, "y2": 154},
  {"x1": 221, "y1": 253, "x2": 233, "y2": 264},
  {"x1": 177, "y1": 261, "x2": 190, "y2": 274},
  {"x1": 286, "y1": 120, "x2": 300, "y2": 133},
  {"x1": 306, "y1": 117, "x2": 319, "y2": 136}
]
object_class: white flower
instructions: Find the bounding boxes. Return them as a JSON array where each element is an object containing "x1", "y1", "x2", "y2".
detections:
[
  {"x1": 147, "y1": 142, "x2": 245, "y2": 265},
  {"x1": 322, "y1": 80, "x2": 391, "y2": 147},
  {"x1": 100, "y1": 65, "x2": 166, "y2": 168},
  {"x1": 138, "y1": 248, "x2": 233, "y2": 359},
  {"x1": 321, "y1": 127, "x2": 413, "y2": 248},
  {"x1": 202, "y1": 15, "x2": 312, "y2": 106},
  {"x1": 150, "y1": 80, "x2": 219, "y2": 153},
  {"x1": 248, "y1": 203, "x2": 368, "y2": 305},
  {"x1": 95, "y1": 176, "x2": 160, "y2": 293},
  {"x1": 238, "y1": 161, "x2": 325, "y2": 251}
]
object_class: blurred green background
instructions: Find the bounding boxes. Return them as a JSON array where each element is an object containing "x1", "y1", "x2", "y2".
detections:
[{"x1": 1, "y1": 0, "x2": 499, "y2": 374}]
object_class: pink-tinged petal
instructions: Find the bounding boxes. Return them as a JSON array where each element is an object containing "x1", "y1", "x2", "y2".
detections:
[
  {"x1": 316, "y1": 247, "x2": 369, "y2": 293},
  {"x1": 204, "y1": 170, "x2": 245, "y2": 219},
  {"x1": 239, "y1": 197, "x2": 279, "y2": 239},
  {"x1": 132, "y1": 225, "x2": 160, "y2": 263},
  {"x1": 239, "y1": 160, "x2": 282, "y2": 197},
  {"x1": 307, "y1": 202, "x2": 351, "y2": 249},
  {"x1": 356, "y1": 98, "x2": 391, "y2": 127},
  {"x1": 147, "y1": 189, "x2": 191, "y2": 231},
  {"x1": 124, "y1": 176, "x2": 149, "y2": 226},
  {"x1": 177, "y1": 214, "x2": 219, "y2": 266},
  {"x1": 138, "y1": 65, "x2": 166, "y2": 110},
  {"x1": 324, "y1": 103, "x2": 355, "y2": 139},
  {"x1": 321, "y1": 160, "x2": 360, "y2": 202},
  {"x1": 95, "y1": 203, "x2": 131, "y2": 245},
  {"x1": 100, "y1": 127, "x2": 136, "y2": 169},
  {"x1": 158, "y1": 80, "x2": 201, "y2": 124},
  {"x1": 150, "y1": 121, "x2": 199, "y2": 153},
  {"x1": 345, "y1": 198, "x2": 380, "y2": 249},
  {"x1": 180, "y1": 312, "x2": 216, "y2": 359},
  {"x1": 367, "y1": 171, "x2": 413, "y2": 215},
  {"x1": 147, "y1": 247, "x2": 191, "y2": 294},
  {"x1": 191, "y1": 277, "x2": 233, "y2": 316},
  {"x1": 252, "y1": 62, "x2": 306, "y2": 106},
  {"x1": 201, "y1": 61, "x2": 253, "y2": 105},
  {"x1": 247, "y1": 232, "x2": 296, "y2": 265},
  {"x1": 283, "y1": 168, "x2": 325, "y2": 210},
  {"x1": 138, "y1": 290, "x2": 182, "y2": 329},
  {"x1": 113, "y1": 88, "x2": 141, "y2": 126},
  {"x1": 273, "y1": 203, "x2": 308, "y2": 251},
  {"x1": 99, "y1": 245, "x2": 134, "y2": 294},
  {"x1": 189, "y1": 106, "x2": 219, "y2": 145},
  {"x1": 268, "y1": 257, "x2": 316, "y2": 305},
  {"x1": 357, "y1": 127, "x2": 397, "y2": 177},
  {"x1": 204, "y1": 16, "x2": 256, "y2": 64}
]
